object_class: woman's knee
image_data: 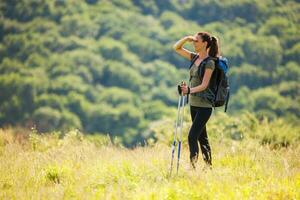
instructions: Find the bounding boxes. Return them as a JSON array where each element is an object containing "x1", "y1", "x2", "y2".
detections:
[{"x1": 188, "y1": 130, "x2": 198, "y2": 142}]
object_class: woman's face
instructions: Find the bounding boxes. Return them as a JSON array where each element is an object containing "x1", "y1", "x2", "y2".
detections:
[{"x1": 193, "y1": 34, "x2": 207, "y2": 51}]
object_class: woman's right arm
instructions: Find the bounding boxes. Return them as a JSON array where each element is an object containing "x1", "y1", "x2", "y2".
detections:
[{"x1": 173, "y1": 36, "x2": 195, "y2": 60}]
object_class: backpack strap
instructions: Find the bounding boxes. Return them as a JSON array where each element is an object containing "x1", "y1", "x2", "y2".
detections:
[
  {"x1": 189, "y1": 53, "x2": 199, "y2": 69},
  {"x1": 224, "y1": 90, "x2": 230, "y2": 112},
  {"x1": 188, "y1": 53, "x2": 199, "y2": 85},
  {"x1": 187, "y1": 53, "x2": 199, "y2": 105},
  {"x1": 197, "y1": 56, "x2": 214, "y2": 77}
]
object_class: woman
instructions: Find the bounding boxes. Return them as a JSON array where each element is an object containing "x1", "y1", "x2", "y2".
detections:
[{"x1": 173, "y1": 32, "x2": 219, "y2": 169}]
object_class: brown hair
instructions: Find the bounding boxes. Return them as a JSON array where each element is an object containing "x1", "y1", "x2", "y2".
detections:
[{"x1": 197, "y1": 32, "x2": 219, "y2": 57}]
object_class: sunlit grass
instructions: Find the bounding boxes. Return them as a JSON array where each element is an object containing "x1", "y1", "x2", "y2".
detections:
[{"x1": 0, "y1": 128, "x2": 299, "y2": 199}]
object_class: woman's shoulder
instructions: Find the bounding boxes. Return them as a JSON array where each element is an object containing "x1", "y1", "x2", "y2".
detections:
[{"x1": 205, "y1": 58, "x2": 215, "y2": 70}]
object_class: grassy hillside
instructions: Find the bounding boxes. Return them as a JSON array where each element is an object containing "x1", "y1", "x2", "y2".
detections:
[
  {"x1": 1, "y1": 1, "x2": 299, "y2": 199},
  {"x1": 0, "y1": 127, "x2": 299, "y2": 199}
]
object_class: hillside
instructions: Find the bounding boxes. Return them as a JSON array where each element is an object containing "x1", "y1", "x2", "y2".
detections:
[{"x1": 0, "y1": 0, "x2": 299, "y2": 145}]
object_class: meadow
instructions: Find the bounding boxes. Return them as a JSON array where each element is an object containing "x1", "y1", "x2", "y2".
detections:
[{"x1": 1, "y1": 113, "x2": 299, "y2": 200}]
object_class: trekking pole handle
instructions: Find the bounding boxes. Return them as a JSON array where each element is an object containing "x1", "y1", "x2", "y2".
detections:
[
  {"x1": 177, "y1": 81, "x2": 186, "y2": 95},
  {"x1": 181, "y1": 81, "x2": 186, "y2": 86},
  {"x1": 177, "y1": 85, "x2": 182, "y2": 95}
]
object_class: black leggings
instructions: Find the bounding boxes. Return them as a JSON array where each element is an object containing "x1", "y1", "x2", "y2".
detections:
[{"x1": 188, "y1": 106, "x2": 212, "y2": 165}]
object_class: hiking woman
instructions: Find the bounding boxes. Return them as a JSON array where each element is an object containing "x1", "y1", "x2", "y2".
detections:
[{"x1": 173, "y1": 32, "x2": 219, "y2": 168}]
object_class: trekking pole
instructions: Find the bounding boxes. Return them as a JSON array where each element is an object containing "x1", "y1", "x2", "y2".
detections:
[
  {"x1": 169, "y1": 94, "x2": 182, "y2": 177},
  {"x1": 176, "y1": 89, "x2": 186, "y2": 174},
  {"x1": 174, "y1": 81, "x2": 186, "y2": 174}
]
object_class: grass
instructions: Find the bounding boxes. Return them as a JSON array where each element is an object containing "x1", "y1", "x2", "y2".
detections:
[{"x1": 0, "y1": 128, "x2": 299, "y2": 200}]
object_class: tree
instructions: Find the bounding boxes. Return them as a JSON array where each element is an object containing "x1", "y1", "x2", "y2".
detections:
[
  {"x1": 229, "y1": 64, "x2": 271, "y2": 93},
  {"x1": 141, "y1": 100, "x2": 172, "y2": 120},
  {"x1": 97, "y1": 87, "x2": 139, "y2": 107},
  {"x1": 0, "y1": 73, "x2": 36, "y2": 125},
  {"x1": 242, "y1": 36, "x2": 282, "y2": 70},
  {"x1": 274, "y1": 62, "x2": 300, "y2": 83},
  {"x1": 33, "y1": 107, "x2": 61, "y2": 132},
  {"x1": 97, "y1": 37, "x2": 127, "y2": 60},
  {"x1": 48, "y1": 75, "x2": 88, "y2": 95},
  {"x1": 101, "y1": 61, "x2": 144, "y2": 92},
  {"x1": 1, "y1": 0, "x2": 50, "y2": 22},
  {"x1": 60, "y1": 14, "x2": 99, "y2": 38},
  {"x1": 285, "y1": 43, "x2": 300, "y2": 64}
]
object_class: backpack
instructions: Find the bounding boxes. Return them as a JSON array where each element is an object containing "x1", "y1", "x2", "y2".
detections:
[{"x1": 189, "y1": 54, "x2": 230, "y2": 112}]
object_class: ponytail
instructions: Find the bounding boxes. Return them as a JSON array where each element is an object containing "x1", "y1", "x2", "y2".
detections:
[
  {"x1": 197, "y1": 32, "x2": 220, "y2": 57},
  {"x1": 208, "y1": 36, "x2": 219, "y2": 57}
]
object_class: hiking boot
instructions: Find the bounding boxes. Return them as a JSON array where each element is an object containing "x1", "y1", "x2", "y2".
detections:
[
  {"x1": 202, "y1": 163, "x2": 212, "y2": 172},
  {"x1": 190, "y1": 154, "x2": 198, "y2": 169}
]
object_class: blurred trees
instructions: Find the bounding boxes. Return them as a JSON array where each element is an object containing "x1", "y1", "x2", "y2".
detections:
[{"x1": 0, "y1": 0, "x2": 299, "y2": 146}]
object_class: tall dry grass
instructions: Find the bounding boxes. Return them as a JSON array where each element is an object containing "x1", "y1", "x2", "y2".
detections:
[{"x1": 0, "y1": 126, "x2": 299, "y2": 200}]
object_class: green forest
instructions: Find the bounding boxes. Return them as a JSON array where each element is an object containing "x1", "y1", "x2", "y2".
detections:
[{"x1": 0, "y1": 0, "x2": 299, "y2": 146}]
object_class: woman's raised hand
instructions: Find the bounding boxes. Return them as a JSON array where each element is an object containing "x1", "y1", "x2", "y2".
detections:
[
  {"x1": 173, "y1": 35, "x2": 196, "y2": 60},
  {"x1": 186, "y1": 35, "x2": 197, "y2": 42}
]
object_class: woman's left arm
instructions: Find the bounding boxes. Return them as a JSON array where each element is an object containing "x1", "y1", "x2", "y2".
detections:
[{"x1": 190, "y1": 68, "x2": 213, "y2": 94}]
